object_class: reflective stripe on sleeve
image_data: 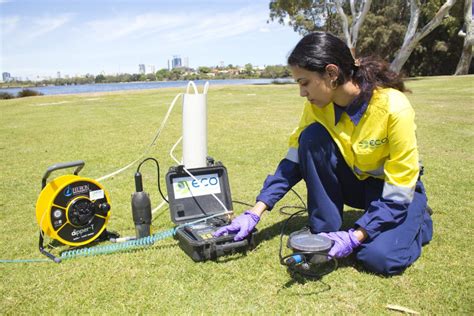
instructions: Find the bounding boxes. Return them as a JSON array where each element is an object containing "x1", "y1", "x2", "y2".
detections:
[
  {"x1": 354, "y1": 165, "x2": 385, "y2": 177},
  {"x1": 285, "y1": 148, "x2": 299, "y2": 163},
  {"x1": 382, "y1": 182, "x2": 414, "y2": 203}
]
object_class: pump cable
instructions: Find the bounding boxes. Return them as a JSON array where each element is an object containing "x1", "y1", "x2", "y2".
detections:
[{"x1": 136, "y1": 157, "x2": 168, "y2": 203}]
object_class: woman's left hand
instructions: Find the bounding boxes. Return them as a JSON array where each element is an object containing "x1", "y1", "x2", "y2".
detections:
[{"x1": 318, "y1": 229, "x2": 362, "y2": 258}]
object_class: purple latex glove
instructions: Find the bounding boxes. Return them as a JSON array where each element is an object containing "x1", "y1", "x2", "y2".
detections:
[
  {"x1": 212, "y1": 211, "x2": 260, "y2": 241},
  {"x1": 318, "y1": 229, "x2": 361, "y2": 258}
]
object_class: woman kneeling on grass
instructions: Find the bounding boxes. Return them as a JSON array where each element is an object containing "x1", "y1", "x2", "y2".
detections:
[{"x1": 214, "y1": 32, "x2": 433, "y2": 276}]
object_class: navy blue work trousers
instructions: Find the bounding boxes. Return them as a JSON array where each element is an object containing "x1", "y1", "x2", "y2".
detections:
[{"x1": 298, "y1": 123, "x2": 433, "y2": 275}]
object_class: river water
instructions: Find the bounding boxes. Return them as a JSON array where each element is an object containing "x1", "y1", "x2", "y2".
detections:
[{"x1": 0, "y1": 79, "x2": 292, "y2": 96}]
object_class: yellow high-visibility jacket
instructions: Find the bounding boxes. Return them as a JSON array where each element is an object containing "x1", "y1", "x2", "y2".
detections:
[{"x1": 285, "y1": 88, "x2": 419, "y2": 204}]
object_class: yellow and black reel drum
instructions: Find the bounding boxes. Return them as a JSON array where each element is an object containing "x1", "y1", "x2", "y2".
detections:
[{"x1": 36, "y1": 161, "x2": 111, "y2": 248}]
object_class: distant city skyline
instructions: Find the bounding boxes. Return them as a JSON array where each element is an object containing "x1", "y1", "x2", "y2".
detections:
[
  {"x1": 1, "y1": 58, "x2": 279, "y2": 82},
  {"x1": 2, "y1": 50, "x2": 293, "y2": 82},
  {"x1": 0, "y1": 0, "x2": 302, "y2": 79}
]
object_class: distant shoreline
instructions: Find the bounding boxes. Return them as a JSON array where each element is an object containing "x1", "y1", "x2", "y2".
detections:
[{"x1": 0, "y1": 78, "x2": 295, "y2": 96}]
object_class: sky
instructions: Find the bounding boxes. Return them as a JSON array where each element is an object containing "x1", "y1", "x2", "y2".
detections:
[{"x1": 0, "y1": 0, "x2": 303, "y2": 79}]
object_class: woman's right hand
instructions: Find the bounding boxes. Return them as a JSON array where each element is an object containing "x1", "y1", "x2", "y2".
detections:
[{"x1": 213, "y1": 210, "x2": 260, "y2": 241}]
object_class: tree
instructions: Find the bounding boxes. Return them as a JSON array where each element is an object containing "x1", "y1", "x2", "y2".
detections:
[
  {"x1": 261, "y1": 65, "x2": 291, "y2": 78},
  {"x1": 198, "y1": 66, "x2": 212, "y2": 74},
  {"x1": 117, "y1": 73, "x2": 132, "y2": 82},
  {"x1": 244, "y1": 63, "x2": 254, "y2": 76},
  {"x1": 390, "y1": 0, "x2": 458, "y2": 73},
  {"x1": 269, "y1": 0, "x2": 343, "y2": 35},
  {"x1": 403, "y1": 0, "x2": 465, "y2": 76},
  {"x1": 269, "y1": 0, "x2": 467, "y2": 76},
  {"x1": 269, "y1": 0, "x2": 371, "y2": 54},
  {"x1": 454, "y1": 0, "x2": 473, "y2": 75},
  {"x1": 95, "y1": 74, "x2": 106, "y2": 83},
  {"x1": 357, "y1": 1, "x2": 408, "y2": 62},
  {"x1": 357, "y1": 0, "x2": 466, "y2": 76},
  {"x1": 169, "y1": 68, "x2": 184, "y2": 81},
  {"x1": 334, "y1": 0, "x2": 372, "y2": 57},
  {"x1": 155, "y1": 68, "x2": 170, "y2": 81},
  {"x1": 130, "y1": 73, "x2": 141, "y2": 82},
  {"x1": 146, "y1": 73, "x2": 156, "y2": 81}
]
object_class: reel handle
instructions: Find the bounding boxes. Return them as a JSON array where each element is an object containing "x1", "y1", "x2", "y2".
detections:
[{"x1": 41, "y1": 160, "x2": 85, "y2": 189}]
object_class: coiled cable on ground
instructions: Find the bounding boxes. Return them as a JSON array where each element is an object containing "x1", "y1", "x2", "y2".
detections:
[
  {"x1": 59, "y1": 209, "x2": 230, "y2": 261},
  {"x1": 1, "y1": 209, "x2": 232, "y2": 263},
  {"x1": 59, "y1": 228, "x2": 176, "y2": 260}
]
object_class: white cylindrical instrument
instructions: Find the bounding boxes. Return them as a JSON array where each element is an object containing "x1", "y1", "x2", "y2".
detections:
[{"x1": 182, "y1": 82, "x2": 209, "y2": 168}]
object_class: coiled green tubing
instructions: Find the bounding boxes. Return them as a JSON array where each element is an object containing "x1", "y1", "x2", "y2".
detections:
[
  {"x1": 60, "y1": 228, "x2": 176, "y2": 260},
  {"x1": 0, "y1": 228, "x2": 176, "y2": 263}
]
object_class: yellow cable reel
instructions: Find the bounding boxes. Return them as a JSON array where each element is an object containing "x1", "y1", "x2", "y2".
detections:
[{"x1": 36, "y1": 161, "x2": 111, "y2": 247}]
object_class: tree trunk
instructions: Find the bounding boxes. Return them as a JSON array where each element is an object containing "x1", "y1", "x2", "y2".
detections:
[
  {"x1": 335, "y1": 0, "x2": 353, "y2": 53},
  {"x1": 454, "y1": 0, "x2": 473, "y2": 75},
  {"x1": 390, "y1": 0, "x2": 457, "y2": 74},
  {"x1": 335, "y1": 0, "x2": 372, "y2": 58},
  {"x1": 350, "y1": 0, "x2": 372, "y2": 50}
]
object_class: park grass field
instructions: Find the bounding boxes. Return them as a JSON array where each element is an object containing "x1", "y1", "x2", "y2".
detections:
[{"x1": 0, "y1": 76, "x2": 472, "y2": 314}]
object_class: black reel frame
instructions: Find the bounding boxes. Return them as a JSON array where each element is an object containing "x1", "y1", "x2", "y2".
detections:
[{"x1": 38, "y1": 161, "x2": 85, "y2": 263}]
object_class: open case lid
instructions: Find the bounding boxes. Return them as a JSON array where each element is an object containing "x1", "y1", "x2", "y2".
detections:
[{"x1": 165, "y1": 163, "x2": 233, "y2": 225}]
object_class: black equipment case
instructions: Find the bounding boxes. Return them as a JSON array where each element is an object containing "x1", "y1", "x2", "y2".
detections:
[{"x1": 165, "y1": 163, "x2": 256, "y2": 261}]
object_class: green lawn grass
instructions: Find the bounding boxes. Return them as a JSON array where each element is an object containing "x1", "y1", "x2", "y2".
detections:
[{"x1": 0, "y1": 76, "x2": 472, "y2": 314}]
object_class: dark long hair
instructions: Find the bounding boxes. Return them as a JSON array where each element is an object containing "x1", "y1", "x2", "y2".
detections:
[{"x1": 287, "y1": 32, "x2": 408, "y2": 102}]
